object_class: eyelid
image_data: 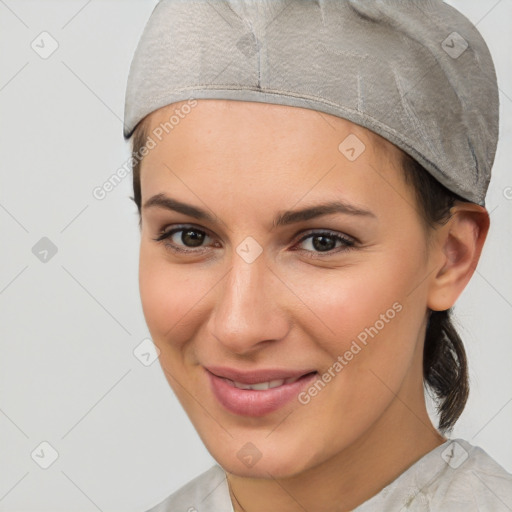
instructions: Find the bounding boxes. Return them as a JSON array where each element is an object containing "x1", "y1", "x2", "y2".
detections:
[
  {"x1": 155, "y1": 223, "x2": 212, "y2": 240},
  {"x1": 296, "y1": 229, "x2": 356, "y2": 245}
]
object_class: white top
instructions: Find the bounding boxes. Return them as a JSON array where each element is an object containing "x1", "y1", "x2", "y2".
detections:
[{"x1": 145, "y1": 439, "x2": 512, "y2": 511}]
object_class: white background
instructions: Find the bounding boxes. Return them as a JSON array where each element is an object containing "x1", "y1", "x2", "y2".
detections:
[{"x1": 0, "y1": 1, "x2": 511, "y2": 510}]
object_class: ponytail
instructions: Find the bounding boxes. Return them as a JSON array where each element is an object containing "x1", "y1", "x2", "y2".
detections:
[{"x1": 423, "y1": 309, "x2": 469, "y2": 431}]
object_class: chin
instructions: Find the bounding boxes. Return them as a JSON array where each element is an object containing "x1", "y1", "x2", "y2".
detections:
[{"x1": 205, "y1": 435, "x2": 323, "y2": 479}]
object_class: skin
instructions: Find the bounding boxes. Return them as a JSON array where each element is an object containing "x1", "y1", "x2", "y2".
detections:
[{"x1": 137, "y1": 99, "x2": 489, "y2": 512}]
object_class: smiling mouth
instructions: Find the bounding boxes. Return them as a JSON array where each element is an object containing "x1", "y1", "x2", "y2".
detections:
[
  {"x1": 220, "y1": 373, "x2": 317, "y2": 390},
  {"x1": 206, "y1": 369, "x2": 319, "y2": 416}
]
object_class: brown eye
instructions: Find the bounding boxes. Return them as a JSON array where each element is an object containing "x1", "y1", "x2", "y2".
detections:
[
  {"x1": 310, "y1": 234, "x2": 337, "y2": 252},
  {"x1": 296, "y1": 231, "x2": 355, "y2": 256},
  {"x1": 154, "y1": 226, "x2": 213, "y2": 253},
  {"x1": 180, "y1": 229, "x2": 206, "y2": 247}
]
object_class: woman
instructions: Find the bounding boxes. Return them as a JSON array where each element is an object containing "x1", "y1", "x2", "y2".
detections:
[{"x1": 123, "y1": 0, "x2": 512, "y2": 510}]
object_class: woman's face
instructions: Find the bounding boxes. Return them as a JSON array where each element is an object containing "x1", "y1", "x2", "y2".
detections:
[{"x1": 138, "y1": 99, "x2": 436, "y2": 478}]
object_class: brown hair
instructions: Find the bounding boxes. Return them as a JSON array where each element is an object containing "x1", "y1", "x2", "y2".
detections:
[
  {"x1": 129, "y1": 122, "x2": 469, "y2": 432},
  {"x1": 400, "y1": 153, "x2": 469, "y2": 432}
]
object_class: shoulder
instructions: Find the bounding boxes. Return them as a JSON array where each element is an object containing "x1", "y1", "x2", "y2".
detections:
[
  {"x1": 355, "y1": 439, "x2": 512, "y2": 512},
  {"x1": 429, "y1": 439, "x2": 512, "y2": 511},
  {"x1": 144, "y1": 464, "x2": 233, "y2": 512}
]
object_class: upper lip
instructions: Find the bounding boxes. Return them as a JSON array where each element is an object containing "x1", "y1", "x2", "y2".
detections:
[{"x1": 205, "y1": 366, "x2": 316, "y2": 384}]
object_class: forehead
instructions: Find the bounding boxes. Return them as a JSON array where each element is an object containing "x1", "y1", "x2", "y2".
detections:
[
  {"x1": 143, "y1": 99, "x2": 402, "y2": 168},
  {"x1": 139, "y1": 99, "x2": 412, "y2": 218}
]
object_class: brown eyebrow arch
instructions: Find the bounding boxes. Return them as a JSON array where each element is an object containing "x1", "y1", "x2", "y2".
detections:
[
  {"x1": 143, "y1": 193, "x2": 216, "y2": 222},
  {"x1": 143, "y1": 193, "x2": 376, "y2": 227},
  {"x1": 273, "y1": 200, "x2": 375, "y2": 227}
]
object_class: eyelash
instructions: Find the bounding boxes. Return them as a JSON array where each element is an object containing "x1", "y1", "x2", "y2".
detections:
[{"x1": 153, "y1": 224, "x2": 357, "y2": 258}]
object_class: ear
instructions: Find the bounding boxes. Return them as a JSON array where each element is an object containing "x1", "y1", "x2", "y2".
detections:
[{"x1": 427, "y1": 203, "x2": 490, "y2": 312}]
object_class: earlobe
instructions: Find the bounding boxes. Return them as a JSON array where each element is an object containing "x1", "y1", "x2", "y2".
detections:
[{"x1": 427, "y1": 204, "x2": 489, "y2": 312}]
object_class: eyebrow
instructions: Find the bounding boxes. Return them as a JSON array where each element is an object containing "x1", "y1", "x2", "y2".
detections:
[{"x1": 143, "y1": 193, "x2": 376, "y2": 228}]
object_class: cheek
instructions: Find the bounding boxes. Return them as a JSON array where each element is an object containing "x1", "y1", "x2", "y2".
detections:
[
  {"x1": 283, "y1": 262, "x2": 424, "y2": 439},
  {"x1": 138, "y1": 243, "x2": 206, "y2": 348},
  {"x1": 284, "y1": 248, "x2": 426, "y2": 375},
  {"x1": 286, "y1": 265, "x2": 405, "y2": 342}
]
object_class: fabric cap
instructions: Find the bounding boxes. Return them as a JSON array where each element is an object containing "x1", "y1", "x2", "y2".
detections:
[{"x1": 123, "y1": 0, "x2": 499, "y2": 206}]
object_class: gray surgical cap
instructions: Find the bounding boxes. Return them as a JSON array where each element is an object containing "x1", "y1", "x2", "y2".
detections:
[{"x1": 123, "y1": 0, "x2": 499, "y2": 206}]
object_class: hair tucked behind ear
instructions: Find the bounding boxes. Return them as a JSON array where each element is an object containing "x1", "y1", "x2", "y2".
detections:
[{"x1": 400, "y1": 153, "x2": 469, "y2": 432}]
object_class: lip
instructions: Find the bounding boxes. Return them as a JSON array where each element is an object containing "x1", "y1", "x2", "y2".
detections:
[
  {"x1": 205, "y1": 366, "x2": 316, "y2": 384},
  {"x1": 205, "y1": 366, "x2": 318, "y2": 417}
]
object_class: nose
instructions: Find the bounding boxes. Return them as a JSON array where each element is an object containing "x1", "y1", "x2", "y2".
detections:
[{"x1": 207, "y1": 251, "x2": 290, "y2": 355}]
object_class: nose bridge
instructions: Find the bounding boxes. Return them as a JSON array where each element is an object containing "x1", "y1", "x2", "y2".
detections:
[{"x1": 209, "y1": 250, "x2": 289, "y2": 353}]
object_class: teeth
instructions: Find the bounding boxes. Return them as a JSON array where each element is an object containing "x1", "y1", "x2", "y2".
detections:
[{"x1": 229, "y1": 376, "x2": 302, "y2": 390}]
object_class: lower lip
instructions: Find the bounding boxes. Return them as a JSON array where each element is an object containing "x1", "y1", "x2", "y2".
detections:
[{"x1": 207, "y1": 370, "x2": 318, "y2": 417}]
